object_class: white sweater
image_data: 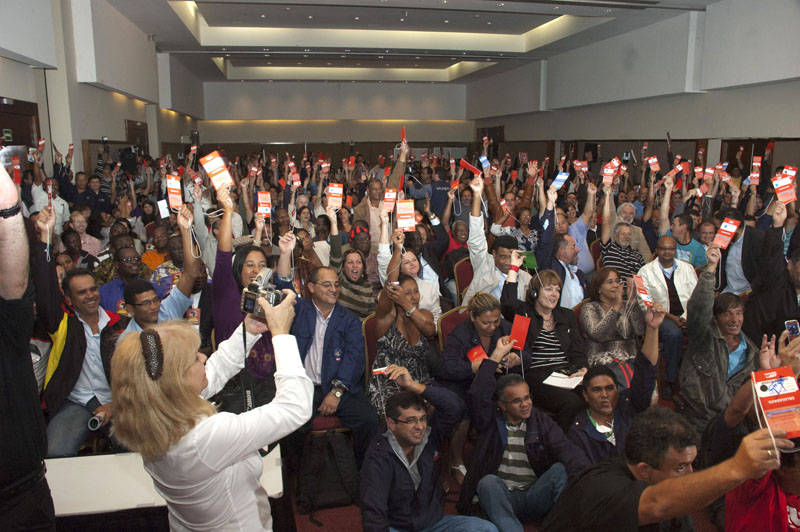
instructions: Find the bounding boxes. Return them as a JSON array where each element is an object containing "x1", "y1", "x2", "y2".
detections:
[
  {"x1": 636, "y1": 258, "x2": 698, "y2": 319},
  {"x1": 144, "y1": 330, "x2": 313, "y2": 532}
]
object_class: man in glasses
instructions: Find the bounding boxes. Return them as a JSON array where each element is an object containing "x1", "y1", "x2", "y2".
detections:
[
  {"x1": 360, "y1": 366, "x2": 498, "y2": 532},
  {"x1": 98, "y1": 245, "x2": 163, "y2": 316},
  {"x1": 276, "y1": 237, "x2": 378, "y2": 466},
  {"x1": 636, "y1": 235, "x2": 698, "y2": 401},
  {"x1": 457, "y1": 337, "x2": 590, "y2": 531}
]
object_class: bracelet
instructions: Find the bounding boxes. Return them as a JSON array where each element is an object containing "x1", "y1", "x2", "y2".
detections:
[
  {"x1": 509, "y1": 265, "x2": 520, "y2": 273},
  {"x1": 0, "y1": 203, "x2": 21, "y2": 219}
]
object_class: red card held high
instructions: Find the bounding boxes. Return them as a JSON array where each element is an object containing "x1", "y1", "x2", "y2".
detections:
[
  {"x1": 460, "y1": 159, "x2": 481, "y2": 175},
  {"x1": 714, "y1": 218, "x2": 740, "y2": 249},
  {"x1": 509, "y1": 315, "x2": 531, "y2": 351}
]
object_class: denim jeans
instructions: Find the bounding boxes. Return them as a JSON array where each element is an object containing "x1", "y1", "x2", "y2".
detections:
[
  {"x1": 476, "y1": 463, "x2": 567, "y2": 532},
  {"x1": 660, "y1": 318, "x2": 684, "y2": 383},
  {"x1": 389, "y1": 514, "x2": 498, "y2": 532},
  {"x1": 46, "y1": 397, "x2": 101, "y2": 457}
]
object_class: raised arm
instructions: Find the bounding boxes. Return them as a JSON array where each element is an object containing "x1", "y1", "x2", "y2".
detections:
[
  {"x1": 580, "y1": 181, "x2": 597, "y2": 227},
  {"x1": 658, "y1": 176, "x2": 674, "y2": 237},
  {"x1": 173, "y1": 205, "x2": 202, "y2": 297},
  {"x1": 216, "y1": 187, "x2": 235, "y2": 253},
  {"x1": 276, "y1": 232, "x2": 296, "y2": 279},
  {"x1": 0, "y1": 164, "x2": 27, "y2": 299},
  {"x1": 601, "y1": 184, "x2": 614, "y2": 244}
]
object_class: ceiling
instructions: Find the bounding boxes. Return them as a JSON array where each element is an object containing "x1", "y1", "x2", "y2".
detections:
[{"x1": 108, "y1": 0, "x2": 718, "y2": 84}]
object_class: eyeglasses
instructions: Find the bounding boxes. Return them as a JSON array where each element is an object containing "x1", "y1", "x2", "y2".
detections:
[
  {"x1": 394, "y1": 415, "x2": 428, "y2": 426},
  {"x1": 499, "y1": 394, "x2": 532, "y2": 406},
  {"x1": 312, "y1": 281, "x2": 340, "y2": 289},
  {"x1": 604, "y1": 278, "x2": 623, "y2": 285},
  {"x1": 129, "y1": 296, "x2": 160, "y2": 307},
  {"x1": 120, "y1": 256, "x2": 141, "y2": 263}
]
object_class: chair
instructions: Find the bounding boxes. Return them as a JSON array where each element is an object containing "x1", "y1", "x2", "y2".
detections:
[
  {"x1": 362, "y1": 312, "x2": 378, "y2": 389},
  {"x1": 437, "y1": 305, "x2": 469, "y2": 352},
  {"x1": 572, "y1": 298, "x2": 590, "y2": 336},
  {"x1": 590, "y1": 238, "x2": 603, "y2": 271},
  {"x1": 453, "y1": 257, "x2": 474, "y2": 306}
]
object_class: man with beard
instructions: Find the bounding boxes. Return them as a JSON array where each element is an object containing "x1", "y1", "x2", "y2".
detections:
[
  {"x1": 605, "y1": 191, "x2": 653, "y2": 260},
  {"x1": 360, "y1": 366, "x2": 498, "y2": 532},
  {"x1": 600, "y1": 184, "x2": 645, "y2": 280}
]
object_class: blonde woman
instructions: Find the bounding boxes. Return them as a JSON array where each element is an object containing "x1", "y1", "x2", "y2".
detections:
[{"x1": 111, "y1": 295, "x2": 312, "y2": 531}]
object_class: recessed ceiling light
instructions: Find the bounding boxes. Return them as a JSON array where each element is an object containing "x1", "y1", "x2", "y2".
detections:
[
  {"x1": 400, "y1": 18, "x2": 404, "y2": 21},
  {"x1": 260, "y1": 14, "x2": 265, "y2": 18},
  {"x1": 303, "y1": 54, "x2": 308, "y2": 58},
  {"x1": 345, "y1": 49, "x2": 351, "y2": 52},
  {"x1": 304, "y1": 49, "x2": 310, "y2": 52},
  {"x1": 462, "y1": 52, "x2": 466, "y2": 55},
  {"x1": 222, "y1": 48, "x2": 226, "y2": 51},
  {"x1": 226, "y1": 54, "x2": 230, "y2": 57},
  {"x1": 499, "y1": 53, "x2": 503, "y2": 56},
  {"x1": 414, "y1": 64, "x2": 418, "y2": 66},
  {"x1": 554, "y1": 5, "x2": 559, "y2": 9},
  {"x1": 444, "y1": 20, "x2": 449, "y2": 23},
  {"x1": 415, "y1": 56, "x2": 420, "y2": 59},
  {"x1": 327, "y1": 62, "x2": 332, "y2": 65},
  {"x1": 450, "y1": 57, "x2": 455, "y2": 60},
  {"x1": 297, "y1": 62, "x2": 302, "y2": 65},
  {"x1": 378, "y1": 80, "x2": 382, "y2": 83},
  {"x1": 405, "y1": 81, "x2": 408, "y2": 84},
  {"x1": 267, "y1": 62, "x2": 272, "y2": 64},
  {"x1": 605, "y1": 8, "x2": 612, "y2": 12},
  {"x1": 263, "y1": 48, "x2": 268, "y2": 51},
  {"x1": 485, "y1": 58, "x2": 491, "y2": 61},
  {"x1": 378, "y1": 55, "x2": 384, "y2": 59},
  {"x1": 264, "y1": 54, "x2": 269, "y2": 57},
  {"x1": 385, "y1": 63, "x2": 390, "y2": 66},
  {"x1": 308, "y1": 15, "x2": 313, "y2": 19},
  {"x1": 474, "y1": 14, "x2": 480, "y2": 18},
  {"x1": 385, "y1": 50, "x2": 389, "y2": 53},
  {"x1": 351, "y1": 80, "x2": 355, "y2": 83},
  {"x1": 497, "y1": 2, "x2": 505, "y2": 6},
  {"x1": 285, "y1": 7, "x2": 290, "y2": 10},
  {"x1": 341, "y1": 55, "x2": 346, "y2": 58},
  {"x1": 354, "y1": 16, "x2": 359, "y2": 20},
  {"x1": 487, "y1": 21, "x2": 492, "y2": 25}
]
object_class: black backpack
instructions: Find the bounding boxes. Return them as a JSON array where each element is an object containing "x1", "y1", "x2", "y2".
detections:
[{"x1": 296, "y1": 430, "x2": 360, "y2": 526}]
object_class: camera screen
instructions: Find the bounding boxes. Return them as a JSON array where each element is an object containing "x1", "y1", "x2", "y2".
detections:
[{"x1": 243, "y1": 294, "x2": 256, "y2": 313}]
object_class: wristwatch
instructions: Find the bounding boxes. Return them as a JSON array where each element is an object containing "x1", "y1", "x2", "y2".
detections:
[
  {"x1": 333, "y1": 389, "x2": 344, "y2": 399},
  {"x1": 405, "y1": 307, "x2": 416, "y2": 317}
]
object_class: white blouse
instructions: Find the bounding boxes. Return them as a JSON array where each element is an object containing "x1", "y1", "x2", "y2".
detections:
[{"x1": 144, "y1": 329, "x2": 313, "y2": 532}]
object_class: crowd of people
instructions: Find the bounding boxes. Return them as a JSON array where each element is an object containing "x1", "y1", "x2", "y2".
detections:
[{"x1": 3, "y1": 133, "x2": 800, "y2": 532}]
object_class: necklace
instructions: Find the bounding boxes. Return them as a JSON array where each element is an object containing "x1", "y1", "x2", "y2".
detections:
[{"x1": 543, "y1": 316, "x2": 554, "y2": 327}]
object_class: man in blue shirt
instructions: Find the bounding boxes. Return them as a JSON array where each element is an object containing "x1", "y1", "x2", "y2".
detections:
[
  {"x1": 99, "y1": 246, "x2": 163, "y2": 316},
  {"x1": 116, "y1": 205, "x2": 203, "y2": 337},
  {"x1": 659, "y1": 176, "x2": 707, "y2": 268}
]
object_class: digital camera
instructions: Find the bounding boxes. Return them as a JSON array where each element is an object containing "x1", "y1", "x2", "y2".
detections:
[{"x1": 240, "y1": 267, "x2": 284, "y2": 318}]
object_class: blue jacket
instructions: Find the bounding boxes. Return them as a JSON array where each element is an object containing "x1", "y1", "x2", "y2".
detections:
[
  {"x1": 457, "y1": 358, "x2": 590, "y2": 514},
  {"x1": 566, "y1": 351, "x2": 656, "y2": 465},
  {"x1": 285, "y1": 293, "x2": 365, "y2": 396},
  {"x1": 360, "y1": 385, "x2": 464, "y2": 532}
]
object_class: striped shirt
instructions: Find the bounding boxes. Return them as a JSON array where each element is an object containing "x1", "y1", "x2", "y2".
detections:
[
  {"x1": 497, "y1": 421, "x2": 537, "y2": 490},
  {"x1": 530, "y1": 328, "x2": 567, "y2": 370},
  {"x1": 600, "y1": 240, "x2": 645, "y2": 279}
]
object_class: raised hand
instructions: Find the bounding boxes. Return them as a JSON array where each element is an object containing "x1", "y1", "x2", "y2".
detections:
[
  {"x1": 217, "y1": 186, "x2": 234, "y2": 211},
  {"x1": 177, "y1": 204, "x2": 194, "y2": 230},
  {"x1": 277, "y1": 231, "x2": 296, "y2": 255}
]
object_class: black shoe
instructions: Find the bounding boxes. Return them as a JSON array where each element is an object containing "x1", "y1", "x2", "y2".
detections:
[{"x1": 662, "y1": 382, "x2": 674, "y2": 401}]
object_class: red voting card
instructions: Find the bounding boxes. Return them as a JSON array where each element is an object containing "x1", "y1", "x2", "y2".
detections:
[
  {"x1": 460, "y1": 159, "x2": 481, "y2": 175},
  {"x1": 278, "y1": 178, "x2": 286, "y2": 189},
  {"x1": 383, "y1": 189, "x2": 397, "y2": 213},
  {"x1": 714, "y1": 218, "x2": 740, "y2": 249},
  {"x1": 648, "y1": 156, "x2": 660, "y2": 173},
  {"x1": 695, "y1": 182, "x2": 709, "y2": 198},
  {"x1": 384, "y1": 167, "x2": 391, "y2": 178},
  {"x1": 633, "y1": 275, "x2": 653, "y2": 307},
  {"x1": 68, "y1": 143, "x2": 74, "y2": 156},
  {"x1": 348, "y1": 156, "x2": 355, "y2": 167},
  {"x1": 694, "y1": 166, "x2": 704, "y2": 181},
  {"x1": 468, "y1": 345, "x2": 488, "y2": 363},
  {"x1": 450, "y1": 179, "x2": 460, "y2": 190},
  {"x1": 773, "y1": 174, "x2": 797, "y2": 204},
  {"x1": 38, "y1": 138, "x2": 45, "y2": 151},
  {"x1": 602, "y1": 165, "x2": 616, "y2": 185},
  {"x1": 681, "y1": 162, "x2": 691, "y2": 175},
  {"x1": 328, "y1": 183, "x2": 343, "y2": 209},
  {"x1": 704, "y1": 167, "x2": 715, "y2": 181},
  {"x1": 166, "y1": 174, "x2": 182, "y2": 210},
  {"x1": 508, "y1": 315, "x2": 530, "y2": 351},
  {"x1": 401, "y1": 127, "x2": 406, "y2": 143},
  {"x1": 752, "y1": 366, "x2": 800, "y2": 439},
  {"x1": 766, "y1": 141, "x2": 775, "y2": 152},
  {"x1": 345, "y1": 195, "x2": 353, "y2": 208},
  {"x1": 396, "y1": 200, "x2": 415, "y2": 232},
  {"x1": 257, "y1": 191, "x2": 271, "y2": 216},
  {"x1": 519, "y1": 152, "x2": 528, "y2": 164},
  {"x1": 11, "y1": 156, "x2": 20, "y2": 185},
  {"x1": 200, "y1": 151, "x2": 234, "y2": 191}
]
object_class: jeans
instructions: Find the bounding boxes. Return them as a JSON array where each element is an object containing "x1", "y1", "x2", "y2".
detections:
[
  {"x1": 46, "y1": 397, "x2": 101, "y2": 457},
  {"x1": 476, "y1": 463, "x2": 567, "y2": 532},
  {"x1": 660, "y1": 319, "x2": 684, "y2": 383},
  {"x1": 389, "y1": 514, "x2": 498, "y2": 532}
]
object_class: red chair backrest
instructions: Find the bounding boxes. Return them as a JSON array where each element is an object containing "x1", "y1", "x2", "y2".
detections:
[
  {"x1": 438, "y1": 306, "x2": 469, "y2": 351},
  {"x1": 454, "y1": 258, "x2": 474, "y2": 304},
  {"x1": 590, "y1": 238, "x2": 603, "y2": 270}
]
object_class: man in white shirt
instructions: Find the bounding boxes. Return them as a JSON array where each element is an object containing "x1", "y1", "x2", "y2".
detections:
[{"x1": 543, "y1": 233, "x2": 587, "y2": 309}]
